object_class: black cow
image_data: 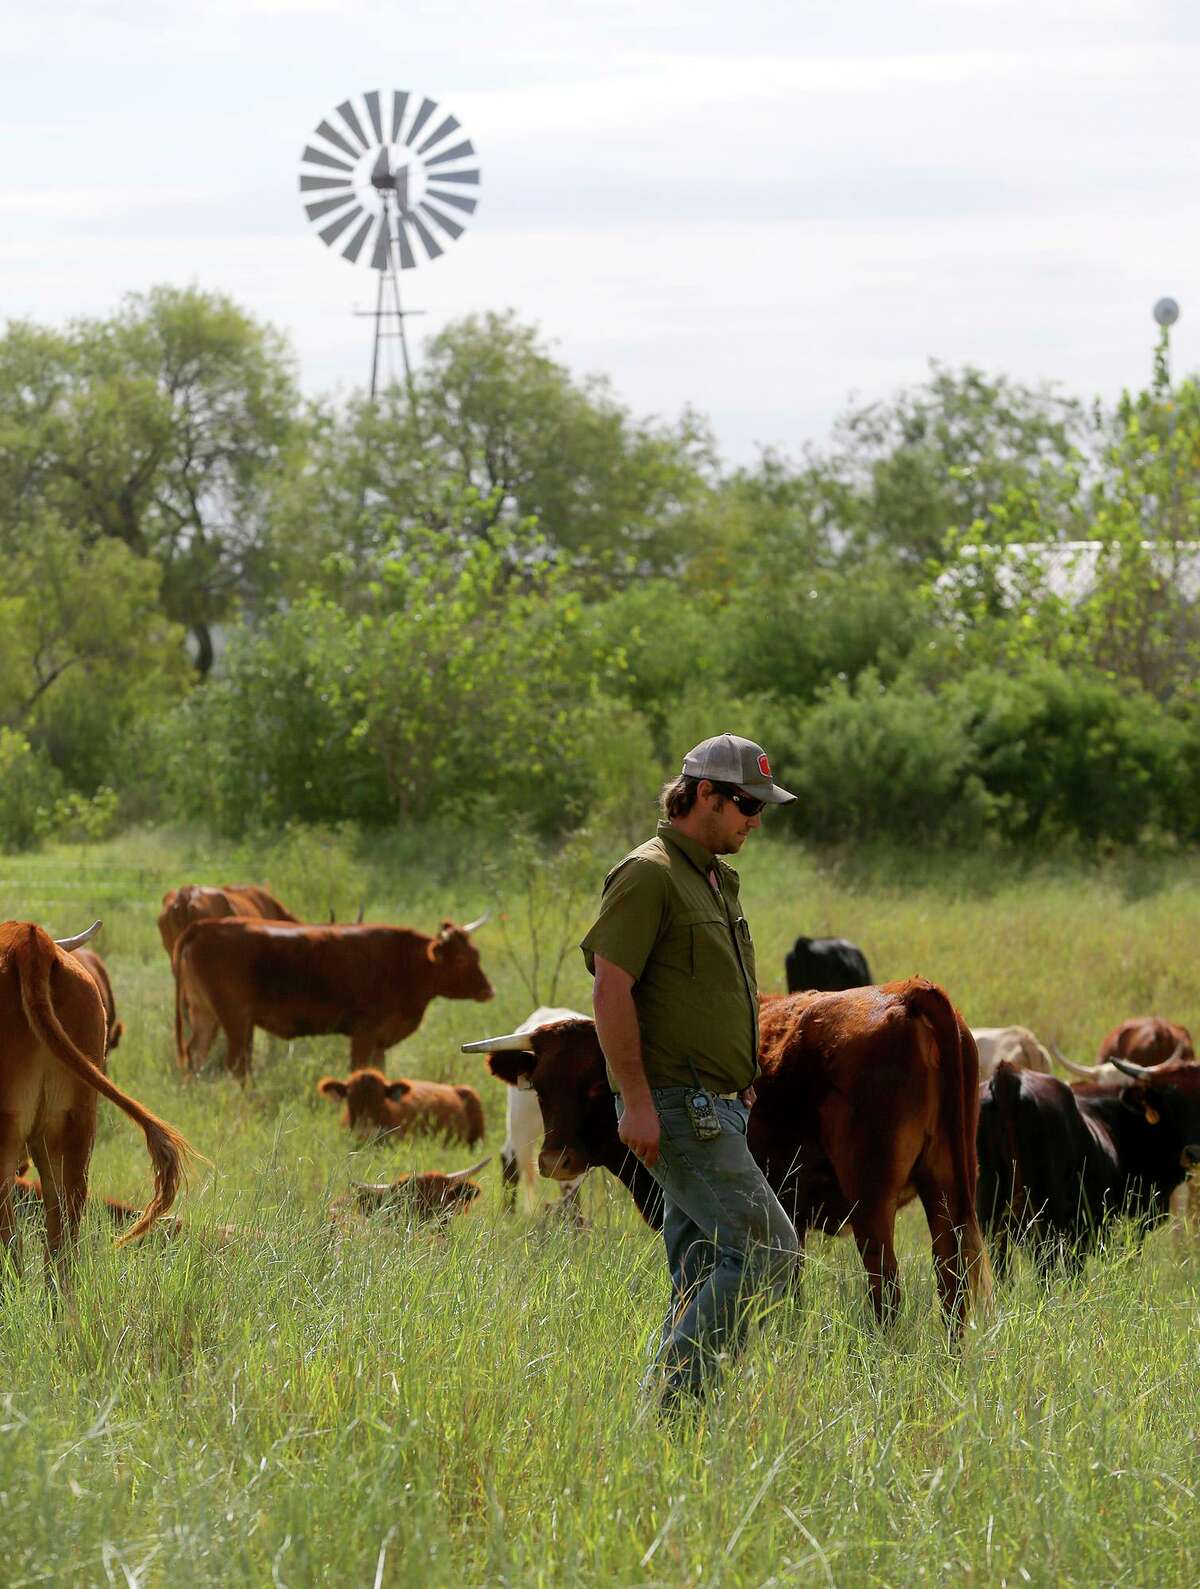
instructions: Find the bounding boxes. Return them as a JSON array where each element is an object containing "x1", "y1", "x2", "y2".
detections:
[
  {"x1": 784, "y1": 935, "x2": 872, "y2": 994},
  {"x1": 977, "y1": 1054, "x2": 1200, "y2": 1276}
]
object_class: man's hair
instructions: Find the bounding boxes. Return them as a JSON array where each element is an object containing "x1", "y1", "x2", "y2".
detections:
[{"x1": 659, "y1": 775, "x2": 739, "y2": 820}]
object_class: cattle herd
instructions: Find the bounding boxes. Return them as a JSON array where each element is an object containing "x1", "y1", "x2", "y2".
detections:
[{"x1": 4, "y1": 894, "x2": 1200, "y2": 1344}]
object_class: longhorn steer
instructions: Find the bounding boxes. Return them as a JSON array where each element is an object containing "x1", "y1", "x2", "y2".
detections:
[
  {"x1": 978, "y1": 1052, "x2": 1200, "y2": 1275},
  {"x1": 467, "y1": 977, "x2": 989, "y2": 1332},
  {"x1": 160, "y1": 884, "x2": 300, "y2": 1075},
  {"x1": 970, "y1": 1025, "x2": 1053, "y2": 1083},
  {"x1": 0, "y1": 919, "x2": 195, "y2": 1276},
  {"x1": 330, "y1": 1158, "x2": 490, "y2": 1225},
  {"x1": 784, "y1": 935, "x2": 872, "y2": 994},
  {"x1": 72, "y1": 946, "x2": 123, "y2": 1054},
  {"x1": 174, "y1": 916, "x2": 493, "y2": 1081}
]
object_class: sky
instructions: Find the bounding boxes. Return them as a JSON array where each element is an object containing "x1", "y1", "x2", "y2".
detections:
[{"x1": 3, "y1": 0, "x2": 1199, "y2": 463}]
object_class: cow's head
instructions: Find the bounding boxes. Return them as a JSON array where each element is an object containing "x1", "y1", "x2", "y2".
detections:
[
  {"x1": 348, "y1": 1159, "x2": 489, "y2": 1221},
  {"x1": 1113, "y1": 1051, "x2": 1200, "y2": 1143},
  {"x1": 428, "y1": 918, "x2": 495, "y2": 1003},
  {"x1": 318, "y1": 1068, "x2": 413, "y2": 1135},
  {"x1": 463, "y1": 1018, "x2": 610, "y2": 1181}
]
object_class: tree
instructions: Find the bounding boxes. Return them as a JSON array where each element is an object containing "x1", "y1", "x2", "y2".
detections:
[
  {"x1": 812, "y1": 364, "x2": 1087, "y2": 563},
  {"x1": 0, "y1": 287, "x2": 300, "y2": 673},
  {"x1": 267, "y1": 311, "x2": 719, "y2": 593}
]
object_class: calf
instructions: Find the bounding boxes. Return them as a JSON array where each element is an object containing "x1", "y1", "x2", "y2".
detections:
[
  {"x1": 784, "y1": 935, "x2": 872, "y2": 994},
  {"x1": 317, "y1": 1068, "x2": 485, "y2": 1146},
  {"x1": 330, "y1": 1159, "x2": 489, "y2": 1225},
  {"x1": 977, "y1": 1053, "x2": 1200, "y2": 1276},
  {"x1": 970, "y1": 1025, "x2": 1053, "y2": 1083},
  {"x1": 72, "y1": 946, "x2": 123, "y2": 1054}
]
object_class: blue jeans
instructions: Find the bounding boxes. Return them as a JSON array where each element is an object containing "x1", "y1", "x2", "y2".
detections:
[{"x1": 617, "y1": 1087, "x2": 800, "y2": 1401}]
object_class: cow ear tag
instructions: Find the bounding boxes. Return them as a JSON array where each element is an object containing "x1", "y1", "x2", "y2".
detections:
[{"x1": 1144, "y1": 1103, "x2": 1161, "y2": 1125}]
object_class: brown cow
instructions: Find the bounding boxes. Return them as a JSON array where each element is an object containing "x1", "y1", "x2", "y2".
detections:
[
  {"x1": 13, "y1": 1175, "x2": 184, "y2": 1237},
  {"x1": 0, "y1": 919, "x2": 195, "y2": 1277},
  {"x1": 469, "y1": 977, "x2": 989, "y2": 1333},
  {"x1": 330, "y1": 1159, "x2": 489, "y2": 1225},
  {"x1": 174, "y1": 915, "x2": 493, "y2": 1081},
  {"x1": 159, "y1": 884, "x2": 299, "y2": 1075},
  {"x1": 72, "y1": 946, "x2": 123, "y2": 1054},
  {"x1": 1055, "y1": 1018, "x2": 1196, "y2": 1087},
  {"x1": 317, "y1": 1068, "x2": 485, "y2": 1146}
]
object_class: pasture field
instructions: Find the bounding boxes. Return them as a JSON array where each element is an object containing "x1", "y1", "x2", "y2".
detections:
[{"x1": 2, "y1": 824, "x2": 1200, "y2": 1586}]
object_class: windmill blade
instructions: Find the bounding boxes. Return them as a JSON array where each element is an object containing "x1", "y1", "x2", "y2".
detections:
[
  {"x1": 419, "y1": 199, "x2": 464, "y2": 240},
  {"x1": 425, "y1": 139, "x2": 474, "y2": 169},
  {"x1": 302, "y1": 144, "x2": 354, "y2": 174},
  {"x1": 319, "y1": 204, "x2": 364, "y2": 246},
  {"x1": 364, "y1": 90, "x2": 384, "y2": 143},
  {"x1": 335, "y1": 98, "x2": 371, "y2": 151},
  {"x1": 407, "y1": 210, "x2": 443, "y2": 261},
  {"x1": 314, "y1": 119, "x2": 361, "y2": 163},
  {"x1": 394, "y1": 217, "x2": 417, "y2": 270},
  {"x1": 417, "y1": 114, "x2": 459, "y2": 155},
  {"x1": 405, "y1": 96, "x2": 438, "y2": 146},
  {"x1": 300, "y1": 174, "x2": 353, "y2": 193},
  {"x1": 426, "y1": 187, "x2": 478, "y2": 214},
  {"x1": 342, "y1": 212, "x2": 376, "y2": 264},
  {"x1": 390, "y1": 90, "x2": 409, "y2": 141},
  {"x1": 305, "y1": 194, "x2": 356, "y2": 222},
  {"x1": 370, "y1": 219, "x2": 392, "y2": 272},
  {"x1": 427, "y1": 168, "x2": 479, "y2": 186}
]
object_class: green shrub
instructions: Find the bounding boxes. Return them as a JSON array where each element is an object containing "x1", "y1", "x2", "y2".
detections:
[{"x1": 0, "y1": 729, "x2": 63, "y2": 850}]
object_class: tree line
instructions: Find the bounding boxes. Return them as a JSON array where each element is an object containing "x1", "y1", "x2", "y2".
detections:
[{"x1": 2, "y1": 284, "x2": 1199, "y2": 850}]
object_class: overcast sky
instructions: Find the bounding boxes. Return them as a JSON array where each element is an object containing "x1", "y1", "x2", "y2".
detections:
[{"x1": 3, "y1": 0, "x2": 1198, "y2": 462}]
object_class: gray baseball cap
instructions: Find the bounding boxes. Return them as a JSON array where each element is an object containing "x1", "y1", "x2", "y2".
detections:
[{"x1": 681, "y1": 733, "x2": 796, "y2": 804}]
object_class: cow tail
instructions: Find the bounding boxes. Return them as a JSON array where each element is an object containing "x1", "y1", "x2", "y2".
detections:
[
  {"x1": 18, "y1": 924, "x2": 200, "y2": 1244},
  {"x1": 908, "y1": 980, "x2": 992, "y2": 1309},
  {"x1": 457, "y1": 1086, "x2": 485, "y2": 1147}
]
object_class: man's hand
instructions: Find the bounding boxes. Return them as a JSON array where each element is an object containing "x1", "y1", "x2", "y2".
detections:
[
  {"x1": 740, "y1": 1085, "x2": 757, "y2": 1108},
  {"x1": 618, "y1": 1098, "x2": 661, "y2": 1167}
]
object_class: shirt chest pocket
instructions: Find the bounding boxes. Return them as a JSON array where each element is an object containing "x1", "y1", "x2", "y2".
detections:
[{"x1": 675, "y1": 909, "x2": 748, "y2": 985}]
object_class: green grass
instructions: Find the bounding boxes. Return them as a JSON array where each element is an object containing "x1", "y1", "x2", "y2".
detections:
[{"x1": 2, "y1": 826, "x2": 1200, "y2": 1585}]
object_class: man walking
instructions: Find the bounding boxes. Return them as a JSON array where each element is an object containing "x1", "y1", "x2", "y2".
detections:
[{"x1": 580, "y1": 734, "x2": 799, "y2": 1414}]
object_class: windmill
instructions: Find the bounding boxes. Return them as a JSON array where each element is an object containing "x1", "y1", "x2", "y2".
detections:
[{"x1": 299, "y1": 90, "x2": 481, "y2": 399}]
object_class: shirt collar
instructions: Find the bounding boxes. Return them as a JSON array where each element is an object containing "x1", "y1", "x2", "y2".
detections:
[{"x1": 657, "y1": 821, "x2": 718, "y2": 878}]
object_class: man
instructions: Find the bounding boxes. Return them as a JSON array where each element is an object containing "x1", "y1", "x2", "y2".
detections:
[{"x1": 580, "y1": 733, "x2": 800, "y2": 1414}]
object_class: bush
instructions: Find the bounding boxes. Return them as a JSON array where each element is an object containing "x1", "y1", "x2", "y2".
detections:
[{"x1": 0, "y1": 729, "x2": 64, "y2": 850}]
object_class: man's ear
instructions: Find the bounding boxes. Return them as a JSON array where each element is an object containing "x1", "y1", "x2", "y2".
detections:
[
  {"x1": 387, "y1": 1080, "x2": 413, "y2": 1100},
  {"x1": 488, "y1": 1051, "x2": 536, "y2": 1087},
  {"x1": 317, "y1": 1077, "x2": 348, "y2": 1099}
]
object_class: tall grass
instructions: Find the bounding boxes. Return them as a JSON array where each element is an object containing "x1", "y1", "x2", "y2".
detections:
[{"x1": 2, "y1": 826, "x2": 1199, "y2": 1584}]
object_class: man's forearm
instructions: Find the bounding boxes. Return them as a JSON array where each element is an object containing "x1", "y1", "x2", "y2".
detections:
[{"x1": 594, "y1": 979, "x2": 653, "y2": 1104}]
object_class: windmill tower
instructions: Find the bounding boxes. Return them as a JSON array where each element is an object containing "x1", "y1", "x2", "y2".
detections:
[{"x1": 299, "y1": 90, "x2": 481, "y2": 398}]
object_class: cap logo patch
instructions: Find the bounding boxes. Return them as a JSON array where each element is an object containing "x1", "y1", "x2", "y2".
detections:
[{"x1": 758, "y1": 753, "x2": 771, "y2": 777}]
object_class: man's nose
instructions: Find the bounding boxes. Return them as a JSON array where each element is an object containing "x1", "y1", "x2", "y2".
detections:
[{"x1": 748, "y1": 812, "x2": 762, "y2": 829}]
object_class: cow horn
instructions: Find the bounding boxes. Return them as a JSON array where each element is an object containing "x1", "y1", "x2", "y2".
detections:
[
  {"x1": 1112, "y1": 1057, "x2": 1151, "y2": 1079},
  {"x1": 460, "y1": 911, "x2": 490, "y2": 934},
  {"x1": 350, "y1": 1180, "x2": 393, "y2": 1195},
  {"x1": 1049, "y1": 1042, "x2": 1098, "y2": 1080},
  {"x1": 445, "y1": 1156, "x2": 490, "y2": 1182},
  {"x1": 461, "y1": 1030, "x2": 535, "y2": 1054},
  {"x1": 54, "y1": 920, "x2": 102, "y2": 951}
]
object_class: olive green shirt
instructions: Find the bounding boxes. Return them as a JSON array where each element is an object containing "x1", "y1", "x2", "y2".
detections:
[{"x1": 580, "y1": 821, "x2": 759, "y2": 1094}]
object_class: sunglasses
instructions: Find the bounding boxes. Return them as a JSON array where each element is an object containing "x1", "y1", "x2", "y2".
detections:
[{"x1": 729, "y1": 790, "x2": 766, "y2": 818}]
